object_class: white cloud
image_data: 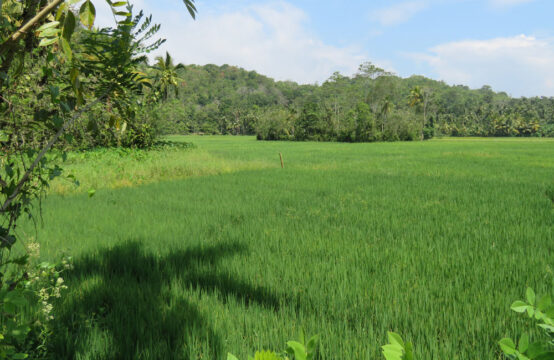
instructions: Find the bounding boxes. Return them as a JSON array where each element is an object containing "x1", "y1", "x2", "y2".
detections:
[
  {"x1": 411, "y1": 35, "x2": 554, "y2": 97},
  {"x1": 370, "y1": 1, "x2": 428, "y2": 26},
  {"x1": 489, "y1": 0, "x2": 535, "y2": 7},
  {"x1": 95, "y1": 1, "x2": 368, "y2": 84}
]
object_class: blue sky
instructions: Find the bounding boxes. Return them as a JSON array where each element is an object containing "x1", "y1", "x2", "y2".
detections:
[{"x1": 98, "y1": 0, "x2": 554, "y2": 97}]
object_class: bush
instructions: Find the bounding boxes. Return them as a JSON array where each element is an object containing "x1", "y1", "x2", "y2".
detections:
[
  {"x1": 498, "y1": 288, "x2": 554, "y2": 360},
  {"x1": 0, "y1": 242, "x2": 72, "y2": 359},
  {"x1": 256, "y1": 108, "x2": 295, "y2": 141},
  {"x1": 422, "y1": 126, "x2": 435, "y2": 140}
]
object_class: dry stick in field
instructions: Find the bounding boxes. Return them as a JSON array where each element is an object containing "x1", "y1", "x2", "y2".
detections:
[{"x1": 279, "y1": 152, "x2": 284, "y2": 169}]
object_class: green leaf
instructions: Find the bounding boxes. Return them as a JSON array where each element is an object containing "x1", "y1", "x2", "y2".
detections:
[
  {"x1": 62, "y1": 11, "x2": 76, "y2": 41},
  {"x1": 70, "y1": 67, "x2": 80, "y2": 88},
  {"x1": 286, "y1": 341, "x2": 307, "y2": 360},
  {"x1": 518, "y1": 333, "x2": 529, "y2": 353},
  {"x1": 537, "y1": 295, "x2": 552, "y2": 312},
  {"x1": 382, "y1": 344, "x2": 404, "y2": 360},
  {"x1": 306, "y1": 334, "x2": 319, "y2": 359},
  {"x1": 254, "y1": 350, "x2": 282, "y2": 360},
  {"x1": 9, "y1": 255, "x2": 29, "y2": 266},
  {"x1": 60, "y1": 37, "x2": 72, "y2": 61},
  {"x1": 5, "y1": 164, "x2": 14, "y2": 177},
  {"x1": 39, "y1": 37, "x2": 58, "y2": 47},
  {"x1": 511, "y1": 301, "x2": 529, "y2": 313},
  {"x1": 88, "y1": 189, "x2": 96, "y2": 198},
  {"x1": 534, "y1": 309, "x2": 545, "y2": 320},
  {"x1": 227, "y1": 354, "x2": 239, "y2": 360},
  {"x1": 388, "y1": 332, "x2": 405, "y2": 348},
  {"x1": 38, "y1": 27, "x2": 60, "y2": 38},
  {"x1": 56, "y1": 2, "x2": 68, "y2": 20},
  {"x1": 183, "y1": 0, "x2": 197, "y2": 19},
  {"x1": 538, "y1": 323, "x2": 554, "y2": 332},
  {"x1": 4, "y1": 291, "x2": 28, "y2": 307},
  {"x1": 526, "y1": 288, "x2": 536, "y2": 306},
  {"x1": 11, "y1": 324, "x2": 31, "y2": 342},
  {"x1": 499, "y1": 338, "x2": 517, "y2": 355},
  {"x1": 534, "y1": 353, "x2": 554, "y2": 360},
  {"x1": 79, "y1": 0, "x2": 96, "y2": 29},
  {"x1": 37, "y1": 21, "x2": 60, "y2": 32},
  {"x1": 49, "y1": 85, "x2": 60, "y2": 102},
  {"x1": 516, "y1": 353, "x2": 530, "y2": 360},
  {"x1": 526, "y1": 342, "x2": 552, "y2": 358}
]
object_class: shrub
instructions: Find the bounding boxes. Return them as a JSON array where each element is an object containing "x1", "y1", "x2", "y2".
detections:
[
  {"x1": 498, "y1": 288, "x2": 554, "y2": 360},
  {"x1": 0, "y1": 242, "x2": 71, "y2": 359}
]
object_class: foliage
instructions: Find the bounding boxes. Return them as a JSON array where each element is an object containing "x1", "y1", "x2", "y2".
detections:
[
  {"x1": 0, "y1": 241, "x2": 71, "y2": 359},
  {"x1": 499, "y1": 288, "x2": 554, "y2": 360},
  {"x1": 227, "y1": 333, "x2": 319, "y2": 360},
  {"x1": 0, "y1": 0, "x2": 196, "y2": 357},
  {"x1": 149, "y1": 62, "x2": 553, "y2": 141},
  {"x1": 381, "y1": 332, "x2": 414, "y2": 360},
  {"x1": 226, "y1": 285, "x2": 554, "y2": 360},
  {"x1": 151, "y1": 51, "x2": 185, "y2": 101},
  {"x1": 255, "y1": 107, "x2": 294, "y2": 141}
]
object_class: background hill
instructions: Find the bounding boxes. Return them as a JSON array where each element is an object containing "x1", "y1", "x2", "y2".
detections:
[{"x1": 151, "y1": 62, "x2": 554, "y2": 140}]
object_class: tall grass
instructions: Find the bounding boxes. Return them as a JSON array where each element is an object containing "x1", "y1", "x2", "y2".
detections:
[{"x1": 23, "y1": 136, "x2": 553, "y2": 359}]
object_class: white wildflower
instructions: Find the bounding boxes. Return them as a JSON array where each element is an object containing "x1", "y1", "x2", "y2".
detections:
[{"x1": 26, "y1": 242, "x2": 40, "y2": 259}]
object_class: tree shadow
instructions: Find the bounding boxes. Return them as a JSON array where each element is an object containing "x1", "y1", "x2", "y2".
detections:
[{"x1": 50, "y1": 241, "x2": 282, "y2": 360}]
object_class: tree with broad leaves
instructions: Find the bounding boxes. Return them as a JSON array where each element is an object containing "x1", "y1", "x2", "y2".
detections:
[{"x1": 0, "y1": 0, "x2": 196, "y2": 356}]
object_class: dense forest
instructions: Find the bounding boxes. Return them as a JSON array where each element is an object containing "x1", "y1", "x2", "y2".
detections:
[
  {"x1": 151, "y1": 61, "x2": 554, "y2": 142},
  {"x1": 3, "y1": 49, "x2": 554, "y2": 150}
]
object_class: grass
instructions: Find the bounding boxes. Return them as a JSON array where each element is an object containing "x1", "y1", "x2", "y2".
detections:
[
  {"x1": 22, "y1": 136, "x2": 553, "y2": 359},
  {"x1": 48, "y1": 140, "x2": 273, "y2": 194}
]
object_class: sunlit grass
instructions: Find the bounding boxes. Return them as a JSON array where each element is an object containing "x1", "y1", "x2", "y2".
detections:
[
  {"x1": 49, "y1": 141, "x2": 275, "y2": 194},
  {"x1": 23, "y1": 136, "x2": 554, "y2": 359}
]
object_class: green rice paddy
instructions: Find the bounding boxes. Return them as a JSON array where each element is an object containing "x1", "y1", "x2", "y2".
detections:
[{"x1": 24, "y1": 136, "x2": 553, "y2": 359}]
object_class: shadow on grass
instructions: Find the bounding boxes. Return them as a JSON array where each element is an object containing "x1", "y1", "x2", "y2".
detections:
[{"x1": 50, "y1": 241, "x2": 280, "y2": 360}]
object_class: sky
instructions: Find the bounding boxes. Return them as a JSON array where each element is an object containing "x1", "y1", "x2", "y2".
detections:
[{"x1": 96, "y1": 0, "x2": 554, "y2": 97}]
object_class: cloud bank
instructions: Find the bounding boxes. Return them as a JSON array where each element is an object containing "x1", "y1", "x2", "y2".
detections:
[
  {"x1": 412, "y1": 34, "x2": 554, "y2": 97},
  {"x1": 97, "y1": 1, "x2": 367, "y2": 84},
  {"x1": 370, "y1": 1, "x2": 428, "y2": 26},
  {"x1": 489, "y1": 0, "x2": 536, "y2": 8}
]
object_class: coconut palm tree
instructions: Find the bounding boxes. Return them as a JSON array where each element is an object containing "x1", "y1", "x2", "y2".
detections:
[
  {"x1": 380, "y1": 97, "x2": 393, "y2": 133},
  {"x1": 409, "y1": 86, "x2": 431, "y2": 140},
  {"x1": 153, "y1": 52, "x2": 185, "y2": 100},
  {"x1": 408, "y1": 86, "x2": 423, "y2": 110}
]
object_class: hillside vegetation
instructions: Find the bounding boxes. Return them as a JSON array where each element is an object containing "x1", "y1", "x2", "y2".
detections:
[{"x1": 152, "y1": 62, "x2": 554, "y2": 141}]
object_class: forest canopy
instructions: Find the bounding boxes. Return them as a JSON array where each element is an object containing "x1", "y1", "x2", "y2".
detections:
[{"x1": 148, "y1": 61, "x2": 554, "y2": 142}]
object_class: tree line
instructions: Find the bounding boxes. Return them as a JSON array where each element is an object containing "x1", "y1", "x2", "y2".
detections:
[
  {"x1": 151, "y1": 61, "x2": 554, "y2": 142},
  {"x1": 4, "y1": 44, "x2": 553, "y2": 150}
]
